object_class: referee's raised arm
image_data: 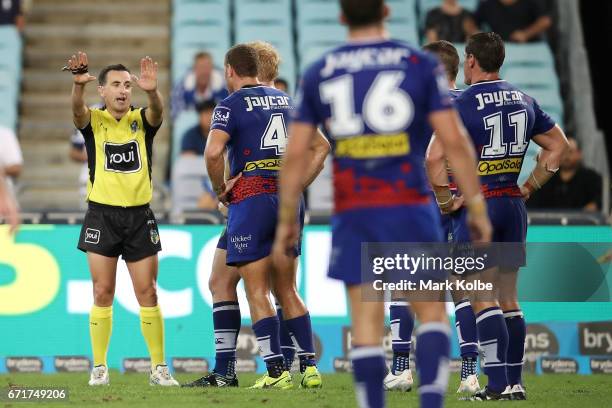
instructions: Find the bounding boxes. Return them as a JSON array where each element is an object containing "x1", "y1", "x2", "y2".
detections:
[
  {"x1": 132, "y1": 56, "x2": 163, "y2": 127},
  {"x1": 65, "y1": 51, "x2": 96, "y2": 129}
]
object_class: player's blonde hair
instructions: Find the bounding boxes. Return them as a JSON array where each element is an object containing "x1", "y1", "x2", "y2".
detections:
[{"x1": 248, "y1": 41, "x2": 281, "y2": 83}]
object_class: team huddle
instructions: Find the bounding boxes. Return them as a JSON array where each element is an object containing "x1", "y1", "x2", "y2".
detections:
[{"x1": 64, "y1": 0, "x2": 568, "y2": 407}]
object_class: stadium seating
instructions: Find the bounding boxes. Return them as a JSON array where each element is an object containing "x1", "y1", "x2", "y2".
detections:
[
  {"x1": 504, "y1": 42, "x2": 555, "y2": 67},
  {"x1": 235, "y1": 0, "x2": 291, "y2": 24},
  {"x1": 418, "y1": 0, "x2": 478, "y2": 28},
  {"x1": 171, "y1": 155, "x2": 209, "y2": 214},
  {"x1": 171, "y1": 0, "x2": 231, "y2": 83},
  {"x1": 0, "y1": 26, "x2": 22, "y2": 130},
  {"x1": 171, "y1": 110, "x2": 199, "y2": 162},
  {"x1": 387, "y1": 0, "x2": 419, "y2": 44}
]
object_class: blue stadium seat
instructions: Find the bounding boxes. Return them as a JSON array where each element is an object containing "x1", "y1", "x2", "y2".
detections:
[
  {"x1": 300, "y1": 44, "x2": 342, "y2": 73},
  {"x1": 504, "y1": 42, "x2": 554, "y2": 67},
  {"x1": 296, "y1": 0, "x2": 340, "y2": 25},
  {"x1": 172, "y1": 25, "x2": 230, "y2": 83},
  {"x1": 235, "y1": 22, "x2": 292, "y2": 46},
  {"x1": 502, "y1": 65, "x2": 560, "y2": 91},
  {"x1": 298, "y1": 23, "x2": 346, "y2": 50},
  {"x1": 172, "y1": 2, "x2": 230, "y2": 29},
  {"x1": 235, "y1": 0, "x2": 291, "y2": 24},
  {"x1": 387, "y1": 0, "x2": 418, "y2": 21},
  {"x1": 388, "y1": 19, "x2": 419, "y2": 44},
  {"x1": 172, "y1": 110, "x2": 199, "y2": 164}
]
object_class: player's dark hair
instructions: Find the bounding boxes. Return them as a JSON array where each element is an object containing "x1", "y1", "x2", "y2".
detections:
[
  {"x1": 423, "y1": 40, "x2": 459, "y2": 81},
  {"x1": 195, "y1": 99, "x2": 216, "y2": 113},
  {"x1": 465, "y1": 32, "x2": 505, "y2": 73},
  {"x1": 98, "y1": 64, "x2": 130, "y2": 85},
  {"x1": 340, "y1": 0, "x2": 385, "y2": 28},
  {"x1": 224, "y1": 44, "x2": 259, "y2": 78}
]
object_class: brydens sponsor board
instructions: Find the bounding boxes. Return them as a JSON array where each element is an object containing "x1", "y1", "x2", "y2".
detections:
[
  {"x1": 54, "y1": 356, "x2": 90, "y2": 372},
  {"x1": 334, "y1": 326, "x2": 416, "y2": 373},
  {"x1": 541, "y1": 357, "x2": 579, "y2": 374},
  {"x1": 2, "y1": 225, "x2": 612, "y2": 373},
  {"x1": 123, "y1": 358, "x2": 151, "y2": 373},
  {"x1": 590, "y1": 358, "x2": 612, "y2": 374},
  {"x1": 579, "y1": 322, "x2": 612, "y2": 355},
  {"x1": 172, "y1": 358, "x2": 208, "y2": 374},
  {"x1": 237, "y1": 326, "x2": 323, "y2": 373},
  {"x1": 6, "y1": 357, "x2": 43, "y2": 373},
  {"x1": 524, "y1": 324, "x2": 559, "y2": 372}
]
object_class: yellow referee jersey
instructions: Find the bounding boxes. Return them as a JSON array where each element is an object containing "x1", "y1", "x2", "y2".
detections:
[{"x1": 80, "y1": 107, "x2": 160, "y2": 207}]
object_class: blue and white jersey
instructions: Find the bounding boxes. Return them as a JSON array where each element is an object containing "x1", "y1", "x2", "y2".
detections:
[
  {"x1": 211, "y1": 85, "x2": 293, "y2": 180},
  {"x1": 293, "y1": 39, "x2": 454, "y2": 213},
  {"x1": 455, "y1": 80, "x2": 555, "y2": 195}
]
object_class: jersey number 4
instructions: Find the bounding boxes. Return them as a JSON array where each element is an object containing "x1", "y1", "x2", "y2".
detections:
[
  {"x1": 482, "y1": 109, "x2": 528, "y2": 158},
  {"x1": 260, "y1": 113, "x2": 288, "y2": 155}
]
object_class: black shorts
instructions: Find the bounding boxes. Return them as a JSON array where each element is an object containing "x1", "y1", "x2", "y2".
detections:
[{"x1": 77, "y1": 202, "x2": 162, "y2": 262}]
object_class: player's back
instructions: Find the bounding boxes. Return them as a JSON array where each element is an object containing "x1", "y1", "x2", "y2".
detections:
[
  {"x1": 455, "y1": 80, "x2": 555, "y2": 195},
  {"x1": 297, "y1": 39, "x2": 453, "y2": 213},
  {"x1": 211, "y1": 85, "x2": 292, "y2": 180}
]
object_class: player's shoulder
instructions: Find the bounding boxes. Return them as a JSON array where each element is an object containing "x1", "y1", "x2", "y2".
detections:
[{"x1": 449, "y1": 89, "x2": 464, "y2": 99}]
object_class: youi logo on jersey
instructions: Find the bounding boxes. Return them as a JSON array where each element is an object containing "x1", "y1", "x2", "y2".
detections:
[{"x1": 104, "y1": 140, "x2": 141, "y2": 173}]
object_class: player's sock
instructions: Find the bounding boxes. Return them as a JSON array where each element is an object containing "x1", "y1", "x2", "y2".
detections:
[
  {"x1": 455, "y1": 299, "x2": 479, "y2": 379},
  {"x1": 139, "y1": 305, "x2": 165, "y2": 368},
  {"x1": 389, "y1": 301, "x2": 414, "y2": 375},
  {"x1": 476, "y1": 307, "x2": 508, "y2": 393},
  {"x1": 276, "y1": 303, "x2": 296, "y2": 371},
  {"x1": 349, "y1": 346, "x2": 386, "y2": 408},
  {"x1": 252, "y1": 316, "x2": 285, "y2": 378},
  {"x1": 213, "y1": 301, "x2": 241, "y2": 377},
  {"x1": 89, "y1": 305, "x2": 112, "y2": 367},
  {"x1": 504, "y1": 309, "x2": 526, "y2": 386},
  {"x1": 416, "y1": 322, "x2": 451, "y2": 408},
  {"x1": 284, "y1": 312, "x2": 317, "y2": 373}
]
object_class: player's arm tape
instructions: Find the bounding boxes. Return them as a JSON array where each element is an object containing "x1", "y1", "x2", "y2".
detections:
[
  {"x1": 62, "y1": 64, "x2": 89, "y2": 75},
  {"x1": 523, "y1": 162, "x2": 557, "y2": 193},
  {"x1": 432, "y1": 184, "x2": 454, "y2": 212}
]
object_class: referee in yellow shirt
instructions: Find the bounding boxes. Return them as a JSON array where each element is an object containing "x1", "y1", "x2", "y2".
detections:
[{"x1": 65, "y1": 51, "x2": 178, "y2": 386}]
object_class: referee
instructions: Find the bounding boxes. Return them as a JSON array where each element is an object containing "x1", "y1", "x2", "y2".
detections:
[{"x1": 66, "y1": 51, "x2": 178, "y2": 386}]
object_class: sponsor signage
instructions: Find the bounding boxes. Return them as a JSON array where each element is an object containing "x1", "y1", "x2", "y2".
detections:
[
  {"x1": 524, "y1": 324, "x2": 559, "y2": 372},
  {"x1": 579, "y1": 322, "x2": 612, "y2": 355},
  {"x1": 590, "y1": 358, "x2": 612, "y2": 374},
  {"x1": 54, "y1": 356, "x2": 90, "y2": 372},
  {"x1": 541, "y1": 357, "x2": 578, "y2": 374},
  {"x1": 172, "y1": 358, "x2": 208, "y2": 374},
  {"x1": 6, "y1": 357, "x2": 43, "y2": 373},
  {"x1": 123, "y1": 358, "x2": 151, "y2": 373}
]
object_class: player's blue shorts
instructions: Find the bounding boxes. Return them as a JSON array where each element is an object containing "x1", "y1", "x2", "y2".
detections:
[
  {"x1": 217, "y1": 225, "x2": 228, "y2": 250},
  {"x1": 440, "y1": 207, "x2": 470, "y2": 243},
  {"x1": 454, "y1": 196, "x2": 527, "y2": 269},
  {"x1": 328, "y1": 202, "x2": 444, "y2": 286},
  {"x1": 225, "y1": 194, "x2": 304, "y2": 265}
]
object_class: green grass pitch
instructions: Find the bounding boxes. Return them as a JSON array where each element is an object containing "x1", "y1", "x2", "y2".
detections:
[{"x1": 1, "y1": 372, "x2": 611, "y2": 407}]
